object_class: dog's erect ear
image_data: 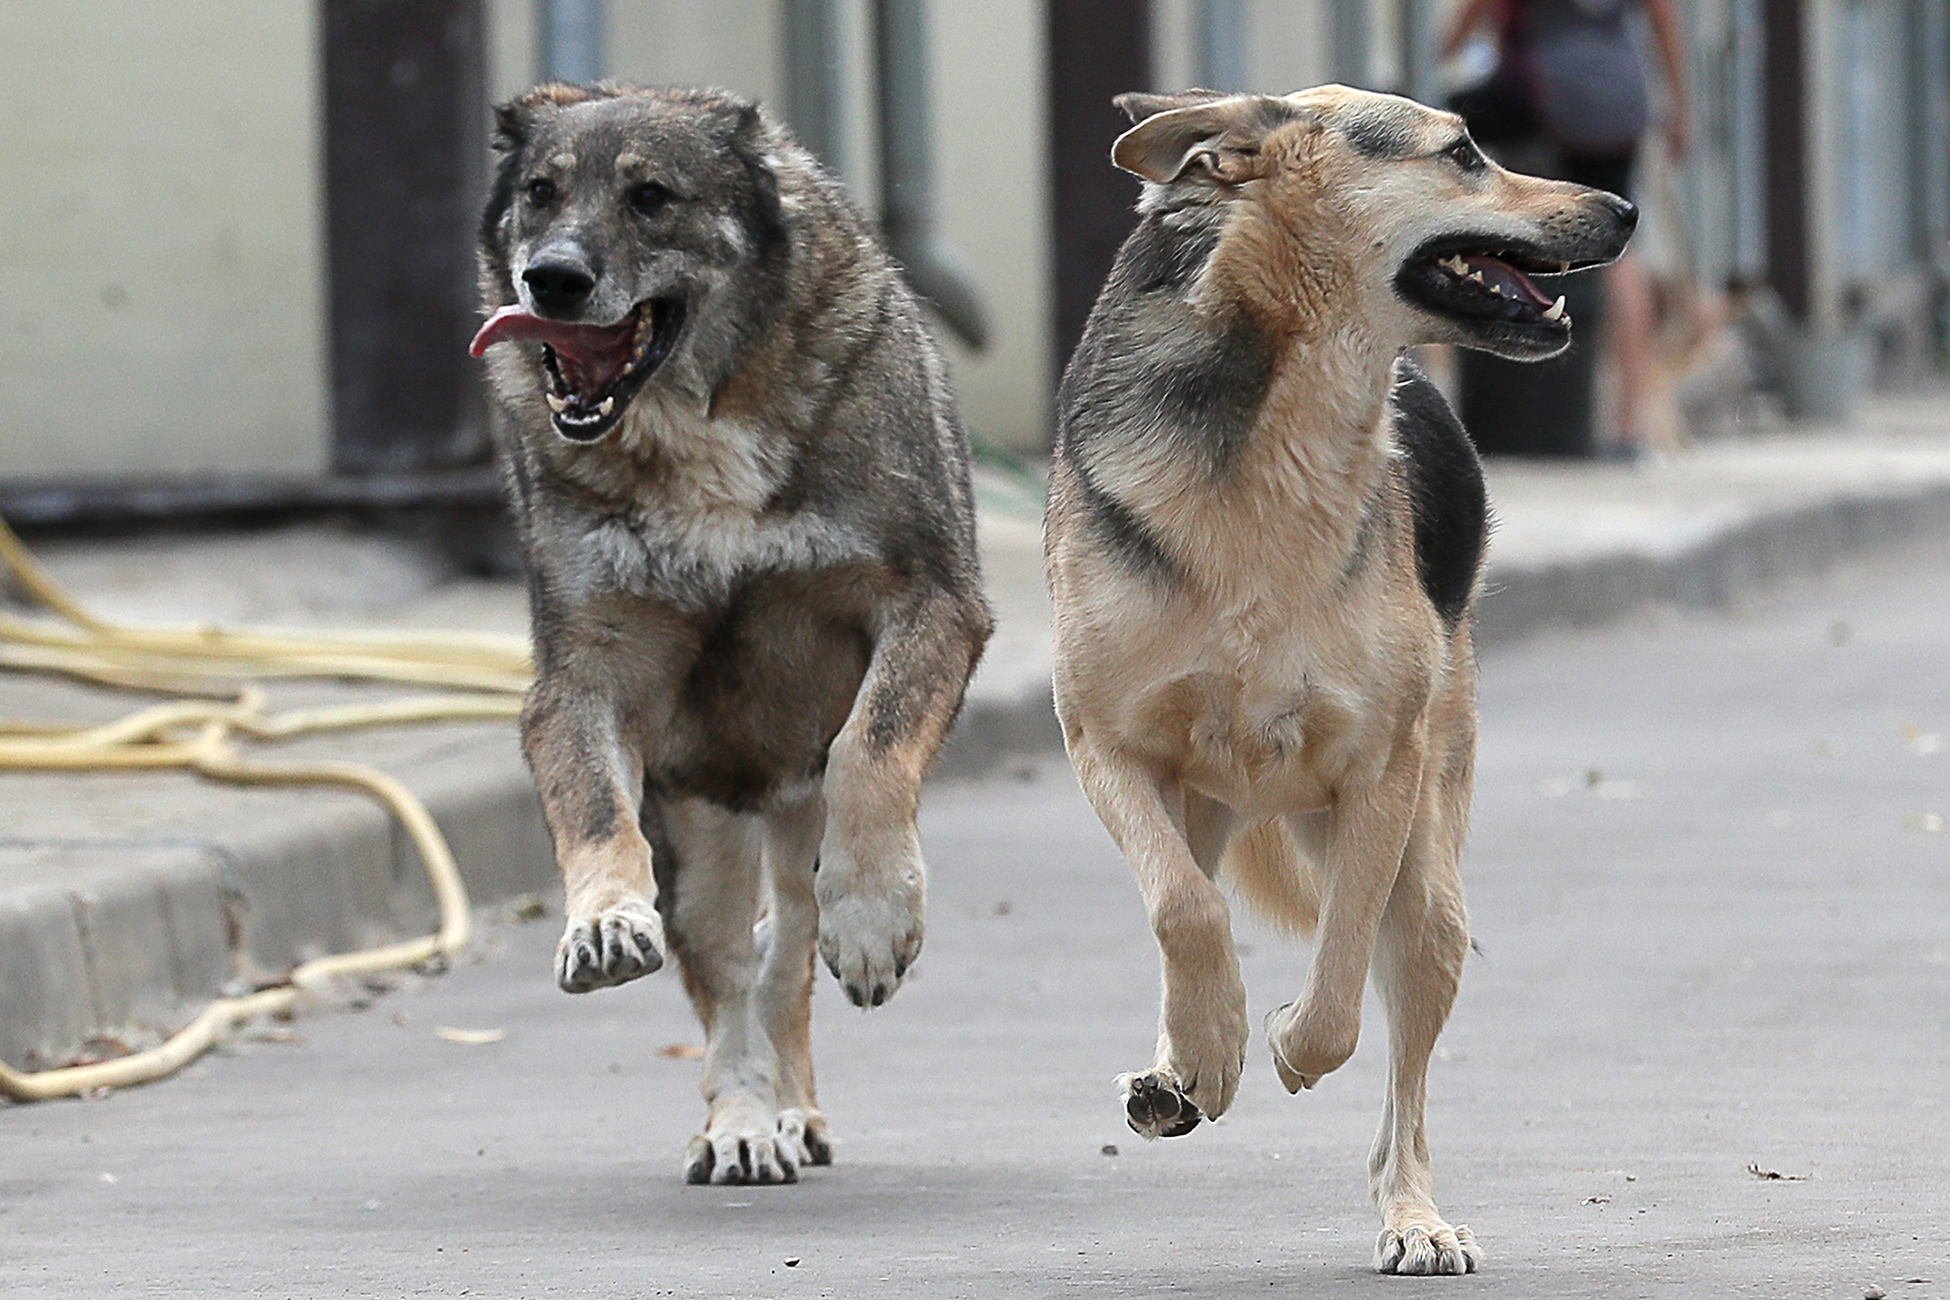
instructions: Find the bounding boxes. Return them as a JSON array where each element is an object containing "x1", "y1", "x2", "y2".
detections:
[
  {"x1": 1111, "y1": 94, "x2": 1309, "y2": 185},
  {"x1": 491, "y1": 102, "x2": 528, "y2": 153},
  {"x1": 716, "y1": 99, "x2": 768, "y2": 151},
  {"x1": 492, "y1": 83, "x2": 612, "y2": 152}
]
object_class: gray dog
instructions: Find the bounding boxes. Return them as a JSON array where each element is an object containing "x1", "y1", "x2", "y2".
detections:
[{"x1": 472, "y1": 84, "x2": 991, "y2": 1186}]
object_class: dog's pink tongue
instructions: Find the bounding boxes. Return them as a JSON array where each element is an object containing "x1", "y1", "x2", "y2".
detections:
[
  {"x1": 1463, "y1": 255, "x2": 1552, "y2": 306},
  {"x1": 469, "y1": 306, "x2": 637, "y2": 393}
]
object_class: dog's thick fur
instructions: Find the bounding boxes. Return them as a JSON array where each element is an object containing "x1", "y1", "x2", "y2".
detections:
[
  {"x1": 475, "y1": 84, "x2": 991, "y2": 1186},
  {"x1": 1046, "y1": 86, "x2": 1634, "y2": 1274}
]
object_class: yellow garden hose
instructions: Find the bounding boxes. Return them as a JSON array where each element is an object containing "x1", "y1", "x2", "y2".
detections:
[{"x1": 0, "y1": 513, "x2": 534, "y2": 1102}]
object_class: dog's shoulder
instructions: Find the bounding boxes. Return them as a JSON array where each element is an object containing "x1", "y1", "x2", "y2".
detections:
[
  {"x1": 1387, "y1": 358, "x2": 1487, "y2": 629},
  {"x1": 1056, "y1": 205, "x2": 1274, "y2": 483}
]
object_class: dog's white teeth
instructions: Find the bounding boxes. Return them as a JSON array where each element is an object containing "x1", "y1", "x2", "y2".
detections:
[
  {"x1": 1467, "y1": 270, "x2": 1486, "y2": 284},
  {"x1": 1442, "y1": 255, "x2": 1469, "y2": 277},
  {"x1": 597, "y1": 396, "x2": 615, "y2": 416},
  {"x1": 545, "y1": 392, "x2": 569, "y2": 413},
  {"x1": 1543, "y1": 295, "x2": 1567, "y2": 321}
]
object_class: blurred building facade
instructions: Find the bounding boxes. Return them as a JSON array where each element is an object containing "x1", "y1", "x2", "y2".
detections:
[{"x1": 0, "y1": 1, "x2": 1943, "y2": 504}]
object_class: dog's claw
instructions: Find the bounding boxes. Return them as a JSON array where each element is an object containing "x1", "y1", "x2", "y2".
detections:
[
  {"x1": 685, "y1": 1112, "x2": 811, "y2": 1187},
  {"x1": 556, "y1": 902, "x2": 664, "y2": 993},
  {"x1": 1376, "y1": 1223, "x2": 1480, "y2": 1275}
]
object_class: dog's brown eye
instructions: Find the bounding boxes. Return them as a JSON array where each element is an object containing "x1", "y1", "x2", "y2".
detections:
[
  {"x1": 1444, "y1": 139, "x2": 1485, "y2": 173},
  {"x1": 526, "y1": 177, "x2": 557, "y2": 206},
  {"x1": 626, "y1": 182, "x2": 672, "y2": 217}
]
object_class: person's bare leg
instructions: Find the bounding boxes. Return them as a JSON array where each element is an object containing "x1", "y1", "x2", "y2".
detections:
[{"x1": 1605, "y1": 251, "x2": 1655, "y2": 457}]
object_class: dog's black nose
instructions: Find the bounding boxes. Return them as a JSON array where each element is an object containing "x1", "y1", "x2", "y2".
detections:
[
  {"x1": 1604, "y1": 193, "x2": 1639, "y2": 234},
  {"x1": 523, "y1": 258, "x2": 596, "y2": 317}
]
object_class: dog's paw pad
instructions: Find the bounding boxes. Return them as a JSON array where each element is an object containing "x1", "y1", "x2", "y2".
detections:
[
  {"x1": 1117, "y1": 1070, "x2": 1203, "y2": 1140},
  {"x1": 1375, "y1": 1223, "x2": 1480, "y2": 1276},
  {"x1": 556, "y1": 903, "x2": 663, "y2": 993}
]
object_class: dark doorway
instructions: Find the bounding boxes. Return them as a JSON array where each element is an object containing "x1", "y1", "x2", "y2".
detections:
[
  {"x1": 1046, "y1": 0, "x2": 1153, "y2": 390},
  {"x1": 322, "y1": 0, "x2": 488, "y2": 473}
]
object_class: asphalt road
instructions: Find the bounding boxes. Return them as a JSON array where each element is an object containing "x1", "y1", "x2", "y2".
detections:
[{"x1": 4, "y1": 547, "x2": 1947, "y2": 1299}]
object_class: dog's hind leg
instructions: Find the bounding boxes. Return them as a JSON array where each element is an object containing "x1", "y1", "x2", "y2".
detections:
[
  {"x1": 1264, "y1": 736, "x2": 1425, "y2": 1092},
  {"x1": 817, "y1": 588, "x2": 988, "y2": 1009},
  {"x1": 757, "y1": 792, "x2": 834, "y2": 1169},
  {"x1": 1070, "y1": 742, "x2": 1248, "y2": 1137},
  {"x1": 662, "y1": 798, "x2": 800, "y2": 1186},
  {"x1": 1367, "y1": 730, "x2": 1479, "y2": 1276},
  {"x1": 522, "y1": 680, "x2": 665, "y2": 993}
]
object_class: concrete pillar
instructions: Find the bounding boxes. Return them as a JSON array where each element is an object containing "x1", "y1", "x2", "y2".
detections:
[
  {"x1": 1331, "y1": 0, "x2": 1372, "y2": 86},
  {"x1": 537, "y1": 0, "x2": 603, "y2": 82},
  {"x1": 1764, "y1": 0, "x2": 1867, "y2": 421},
  {"x1": 1195, "y1": 0, "x2": 1249, "y2": 91}
]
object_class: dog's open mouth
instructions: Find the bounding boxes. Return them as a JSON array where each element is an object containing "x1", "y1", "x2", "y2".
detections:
[
  {"x1": 1396, "y1": 239, "x2": 1601, "y2": 349},
  {"x1": 469, "y1": 298, "x2": 687, "y2": 441}
]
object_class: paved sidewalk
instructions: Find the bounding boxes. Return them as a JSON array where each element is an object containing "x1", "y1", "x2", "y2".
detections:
[{"x1": 4, "y1": 392, "x2": 1950, "y2": 1075}]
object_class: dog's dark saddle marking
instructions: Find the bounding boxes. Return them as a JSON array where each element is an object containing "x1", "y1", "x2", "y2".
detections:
[
  {"x1": 1059, "y1": 208, "x2": 1275, "y2": 486},
  {"x1": 1389, "y1": 360, "x2": 1488, "y2": 629},
  {"x1": 1072, "y1": 465, "x2": 1182, "y2": 585},
  {"x1": 1124, "y1": 208, "x2": 1224, "y2": 294}
]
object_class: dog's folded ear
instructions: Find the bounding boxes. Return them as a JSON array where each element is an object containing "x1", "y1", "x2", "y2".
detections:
[
  {"x1": 1114, "y1": 89, "x2": 1229, "y2": 124},
  {"x1": 1110, "y1": 94, "x2": 1310, "y2": 186}
]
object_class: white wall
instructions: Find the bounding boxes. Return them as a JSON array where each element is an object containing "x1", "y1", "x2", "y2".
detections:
[{"x1": 0, "y1": 3, "x2": 327, "y2": 481}]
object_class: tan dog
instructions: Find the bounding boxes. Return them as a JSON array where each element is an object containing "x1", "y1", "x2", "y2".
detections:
[{"x1": 1046, "y1": 85, "x2": 1634, "y2": 1274}]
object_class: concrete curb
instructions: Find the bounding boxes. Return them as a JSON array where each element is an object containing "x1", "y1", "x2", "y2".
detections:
[
  {"x1": 0, "y1": 743, "x2": 555, "y2": 1075},
  {"x1": 1474, "y1": 478, "x2": 1950, "y2": 646},
  {"x1": 6, "y1": 449, "x2": 1950, "y2": 1079}
]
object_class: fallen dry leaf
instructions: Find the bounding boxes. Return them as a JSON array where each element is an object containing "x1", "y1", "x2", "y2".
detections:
[
  {"x1": 658, "y1": 1042, "x2": 706, "y2": 1060},
  {"x1": 434, "y1": 1026, "x2": 507, "y2": 1046}
]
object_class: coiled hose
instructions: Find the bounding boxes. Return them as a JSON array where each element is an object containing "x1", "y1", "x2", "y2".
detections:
[{"x1": 0, "y1": 514, "x2": 532, "y2": 1102}]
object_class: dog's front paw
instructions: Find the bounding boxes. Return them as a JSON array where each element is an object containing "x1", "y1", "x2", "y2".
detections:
[
  {"x1": 1265, "y1": 997, "x2": 1358, "y2": 1092},
  {"x1": 1159, "y1": 969, "x2": 1248, "y2": 1120},
  {"x1": 555, "y1": 900, "x2": 664, "y2": 993},
  {"x1": 683, "y1": 1103, "x2": 814, "y2": 1187},
  {"x1": 816, "y1": 875, "x2": 923, "y2": 1008},
  {"x1": 1116, "y1": 1070, "x2": 1203, "y2": 1139},
  {"x1": 1375, "y1": 1222, "x2": 1480, "y2": 1276}
]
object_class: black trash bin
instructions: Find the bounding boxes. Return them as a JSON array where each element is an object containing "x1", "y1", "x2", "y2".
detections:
[{"x1": 1456, "y1": 268, "x2": 1606, "y2": 457}]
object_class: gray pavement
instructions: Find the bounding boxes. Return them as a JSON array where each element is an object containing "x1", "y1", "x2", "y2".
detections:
[
  {"x1": 2, "y1": 391, "x2": 1949, "y2": 1086},
  {"x1": 2, "y1": 542, "x2": 1946, "y2": 1297}
]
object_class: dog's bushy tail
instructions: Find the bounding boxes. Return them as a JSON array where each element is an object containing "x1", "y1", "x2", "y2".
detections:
[{"x1": 1219, "y1": 818, "x2": 1320, "y2": 938}]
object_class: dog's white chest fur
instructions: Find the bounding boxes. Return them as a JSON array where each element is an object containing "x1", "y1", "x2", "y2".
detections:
[
  {"x1": 1056, "y1": 566, "x2": 1423, "y2": 820},
  {"x1": 558, "y1": 400, "x2": 867, "y2": 600}
]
